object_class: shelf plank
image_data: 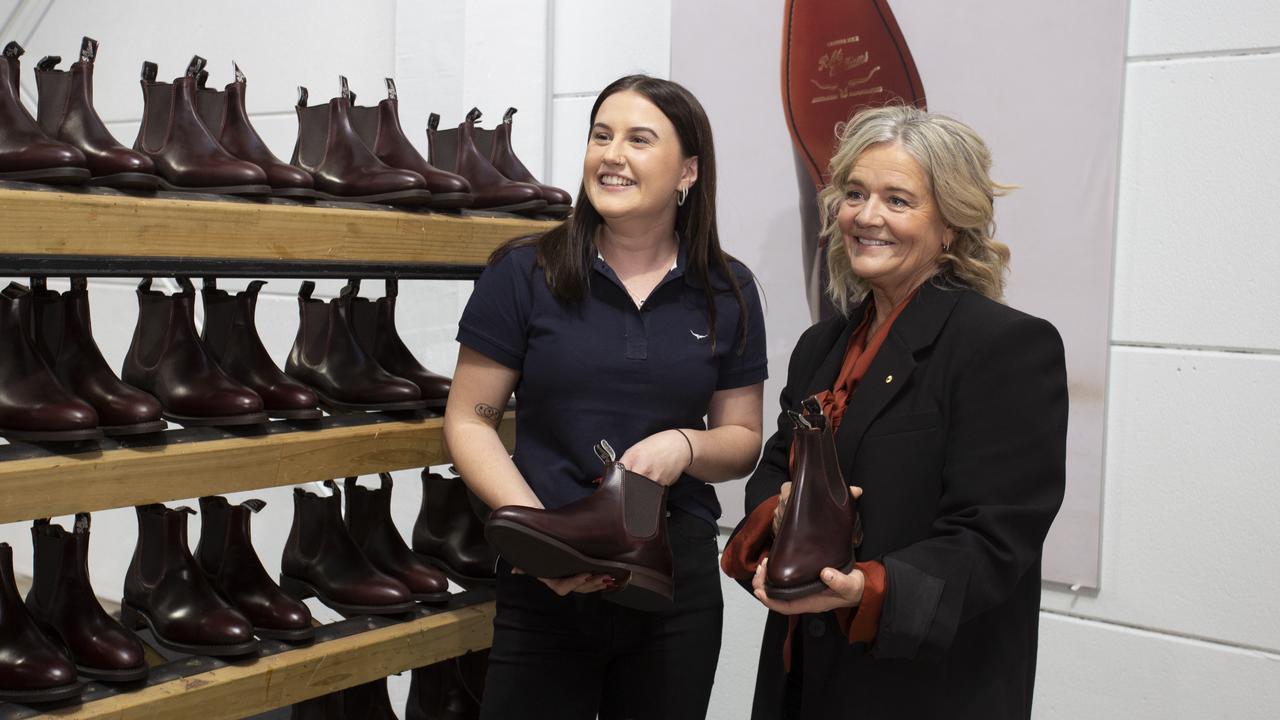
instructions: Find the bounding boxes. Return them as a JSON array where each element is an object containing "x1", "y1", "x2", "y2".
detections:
[
  {"x1": 46, "y1": 602, "x2": 495, "y2": 720},
  {"x1": 0, "y1": 413, "x2": 515, "y2": 524},
  {"x1": 0, "y1": 187, "x2": 551, "y2": 267}
]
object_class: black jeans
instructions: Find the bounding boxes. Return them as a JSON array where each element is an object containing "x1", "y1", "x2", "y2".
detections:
[{"x1": 480, "y1": 509, "x2": 724, "y2": 720}]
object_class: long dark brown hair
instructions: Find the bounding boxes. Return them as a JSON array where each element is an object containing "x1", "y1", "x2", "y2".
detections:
[{"x1": 491, "y1": 75, "x2": 749, "y2": 353}]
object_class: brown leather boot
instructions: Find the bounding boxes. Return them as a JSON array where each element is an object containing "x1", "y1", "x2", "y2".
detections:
[
  {"x1": 34, "y1": 37, "x2": 159, "y2": 190},
  {"x1": 782, "y1": 0, "x2": 925, "y2": 321},
  {"x1": 133, "y1": 56, "x2": 271, "y2": 195},
  {"x1": 280, "y1": 482, "x2": 416, "y2": 616},
  {"x1": 284, "y1": 280, "x2": 426, "y2": 412},
  {"x1": 427, "y1": 108, "x2": 545, "y2": 214},
  {"x1": 344, "y1": 475, "x2": 450, "y2": 603},
  {"x1": 764, "y1": 401, "x2": 858, "y2": 599},
  {"x1": 0, "y1": 542, "x2": 83, "y2": 703},
  {"x1": 291, "y1": 77, "x2": 432, "y2": 206},
  {"x1": 349, "y1": 78, "x2": 474, "y2": 209},
  {"x1": 473, "y1": 107, "x2": 572, "y2": 218},
  {"x1": 0, "y1": 41, "x2": 89, "y2": 184},
  {"x1": 0, "y1": 282, "x2": 100, "y2": 442},
  {"x1": 412, "y1": 470, "x2": 497, "y2": 587},
  {"x1": 405, "y1": 657, "x2": 483, "y2": 720},
  {"x1": 25, "y1": 514, "x2": 148, "y2": 682},
  {"x1": 122, "y1": 504, "x2": 259, "y2": 657},
  {"x1": 30, "y1": 277, "x2": 166, "y2": 436},
  {"x1": 122, "y1": 277, "x2": 268, "y2": 426},
  {"x1": 349, "y1": 278, "x2": 451, "y2": 409},
  {"x1": 196, "y1": 496, "x2": 314, "y2": 643},
  {"x1": 194, "y1": 64, "x2": 320, "y2": 200},
  {"x1": 485, "y1": 441, "x2": 673, "y2": 610},
  {"x1": 201, "y1": 279, "x2": 322, "y2": 420}
]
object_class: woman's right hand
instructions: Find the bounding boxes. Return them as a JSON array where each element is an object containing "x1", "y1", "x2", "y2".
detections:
[
  {"x1": 512, "y1": 568, "x2": 615, "y2": 596},
  {"x1": 773, "y1": 482, "x2": 864, "y2": 535}
]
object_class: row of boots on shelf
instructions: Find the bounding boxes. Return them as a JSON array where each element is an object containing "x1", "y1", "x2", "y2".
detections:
[
  {"x1": 0, "y1": 470, "x2": 494, "y2": 705},
  {"x1": 0, "y1": 276, "x2": 450, "y2": 441},
  {"x1": 0, "y1": 36, "x2": 569, "y2": 215}
]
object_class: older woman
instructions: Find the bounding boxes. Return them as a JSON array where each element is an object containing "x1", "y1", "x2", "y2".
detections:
[{"x1": 723, "y1": 105, "x2": 1067, "y2": 719}]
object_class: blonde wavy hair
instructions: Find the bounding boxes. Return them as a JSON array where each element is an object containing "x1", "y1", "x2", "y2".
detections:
[{"x1": 819, "y1": 105, "x2": 1012, "y2": 315}]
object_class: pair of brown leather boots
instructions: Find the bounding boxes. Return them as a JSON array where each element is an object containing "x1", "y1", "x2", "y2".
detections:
[
  {"x1": 280, "y1": 475, "x2": 450, "y2": 616},
  {"x1": 427, "y1": 107, "x2": 571, "y2": 217},
  {"x1": 119, "y1": 276, "x2": 449, "y2": 424},
  {"x1": 0, "y1": 516, "x2": 147, "y2": 704}
]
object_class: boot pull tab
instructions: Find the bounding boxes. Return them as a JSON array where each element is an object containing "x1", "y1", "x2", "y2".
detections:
[
  {"x1": 137, "y1": 277, "x2": 154, "y2": 293},
  {"x1": 378, "y1": 472, "x2": 393, "y2": 488},
  {"x1": 202, "y1": 277, "x2": 218, "y2": 291},
  {"x1": 466, "y1": 107, "x2": 482, "y2": 126},
  {"x1": 385, "y1": 277, "x2": 399, "y2": 298},
  {"x1": 339, "y1": 75, "x2": 351, "y2": 101},
  {"x1": 233, "y1": 62, "x2": 245, "y2": 84},
  {"x1": 299, "y1": 280, "x2": 315, "y2": 299},
  {"x1": 385, "y1": 77, "x2": 397, "y2": 100},
  {"x1": 73, "y1": 512, "x2": 91, "y2": 532},
  {"x1": 801, "y1": 395, "x2": 823, "y2": 416},
  {"x1": 427, "y1": 113, "x2": 440, "y2": 131},
  {"x1": 594, "y1": 439, "x2": 618, "y2": 466},
  {"x1": 297, "y1": 86, "x2": 309, "y2": 108},
  {"x1": 29, "y1": 276, "x2": 46, "y2": 291},
  {"x1": 185, "y1": 55, "x2": 206, "y2": 79},
  {"x1": 787, "y1": 410, "x2": 814, "y2": 431},
  {"x1": 70, "y1": 276, "x2": 88, "y2": 291},
  {"x1": 174, "y1": 505, "x2": 197, "y2": 516},
  {"x1": 241, "y1": 499, "x2": 266, "y2": 513},
  {"x1": 1, "y1": 282, "x2": 27, "y2": 299},
  {"x1": 195, "y1": 69, "x2": 209, "y2": 90},
  {"x1": 503, "y1": 107, "x2": 517, "y2": 125},
  {"x1": 3, "y1": 41, "x2": 23, "y2": 59},
  {"x1": 33, "y1": 517, "x2": 51, "y2": 528},
  {"x1": 341, "y1": 278, "x2": 360, "y2": 298},
  {"x1": 245, "y1": 279, "x2": 268, "y2": 296},
  {"x1": 323, "y1": 479, "x2": 341, "y2": 497},
  {"x1": 141, "y1": 61, "x2": 158, "y2": 83},
  {"x1": 175, "y1": 277, "x2": 195, "y2": 295},
  {"x1": 36, "y1": 56, "x2": 60, "y2": 72},
  {"x1": 80, "y1": 36, "x2": 98, "y2": 63}
]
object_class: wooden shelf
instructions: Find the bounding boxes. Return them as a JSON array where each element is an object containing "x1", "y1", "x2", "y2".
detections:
[
  {"x1": 0, "y1": 412, "x2": 515, "y2": 524},
  {"x1": 0, "y1": 186, "x2": 553, "y2": 278},
  {"x1": 45, "y1": 600, "x2": 496, "y2": 719}
]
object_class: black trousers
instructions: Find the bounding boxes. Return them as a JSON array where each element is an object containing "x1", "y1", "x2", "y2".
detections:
[{"x1": 480, "y1": 510, "x2": 724, "y2": 720}]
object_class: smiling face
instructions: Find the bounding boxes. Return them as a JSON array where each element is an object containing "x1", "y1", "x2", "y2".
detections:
[
  {"x1": 838, "y1": 142, "x2": 954, "y2": 306},
  {"x1": 582, "y1": 90, "x2": 697, "y2": 231}
]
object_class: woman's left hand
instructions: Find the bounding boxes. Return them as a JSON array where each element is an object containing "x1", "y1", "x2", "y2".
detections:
[
  {"x1": 617, "y1": 430, "x2": 694, "y2": 487},
  {"x1": 751, "y1": 557, "x2": 865, "y2": 615}
]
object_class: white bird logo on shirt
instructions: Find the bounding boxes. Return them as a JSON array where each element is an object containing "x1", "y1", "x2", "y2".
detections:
[{"x1": 690, "y1": 330, "x2": 709, "y2": 340}]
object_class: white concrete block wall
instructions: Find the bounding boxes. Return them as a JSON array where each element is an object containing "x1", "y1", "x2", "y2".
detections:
[{"x1": 1035, "y1": 2, "x2": 1280, "y2": 717}]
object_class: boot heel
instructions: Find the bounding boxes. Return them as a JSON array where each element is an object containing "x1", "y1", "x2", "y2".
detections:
[
  {"x1": 119, "y1": 602, "x2": 145, "y2": 630},
  {"x1": 278, "y1": 574, "x2": 314, "y2": 601}
]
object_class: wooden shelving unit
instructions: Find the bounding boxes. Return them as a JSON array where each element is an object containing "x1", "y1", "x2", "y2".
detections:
[{"x1": 0, "y1": 186, "x2": 548, "y2": 718}]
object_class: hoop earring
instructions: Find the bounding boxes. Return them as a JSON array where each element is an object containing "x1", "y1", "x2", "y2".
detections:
[{"x1": 677, "y1": 187, "x2": 689, "y2": 206}]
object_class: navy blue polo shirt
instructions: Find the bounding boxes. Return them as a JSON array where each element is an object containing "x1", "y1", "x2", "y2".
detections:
[{"x1": 457, "y1": 243, "x2": 767, "y2": 527}]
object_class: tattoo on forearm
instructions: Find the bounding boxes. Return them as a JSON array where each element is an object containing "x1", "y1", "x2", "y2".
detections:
[{"x1": 474, "y1": 403, "x2": 502, "y2": 424}]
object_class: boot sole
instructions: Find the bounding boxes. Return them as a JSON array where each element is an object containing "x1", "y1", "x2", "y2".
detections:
[
  {"x1": 267, "y1": 407, "x2": 325, "y2": 420},
  {"x1": 538, "y1": 204, "x2": 572, "y2": 219},
  {"x1": 426, "y1": 192, "x2": 474, "y2": 210},
  {"x1": 313, "y1": 189, "x2": 434, "y2": 206},
  {"x1": 87, "y1": 172, "x2": 162, "y2": 191},
  {"x1": 272, "y1": 186, "x2": 324, "y2": 201},
  {"x1": 0, "y1": 166, "x2": 90, "y2": 184},
  {"x1": 160, "y1": 410, "x2": 269, "y2": 427},
  {"x1": 278, "y1": 574, "x2": 416, "y2": 616},
  {"x1": 484, "y1": 519, "x2": 673, "y2": 611},
  {"x1": 120, "y1": 602, "x2": 260, "y2": 657},
  {"x1": 0, "y1": 425, "x2": 103, "y2": 442},
  {"x1": 0, "y1": 680, "x2": 84, "y2": 704},
  {"x1": 312, "y1": 389, "x2": 427, "y2": 413},
  {"x1": 416, "y1": 553, "x2": 497, "y2": 588},
  {"x1": 100, "y1": 419, "x2": 169, "y2": 436},
  {"x1": 154, "y1": 178, "x2": 273, "y2": 196},
  {"x1": 76, "y1": 661, "x2": 149, "y2": 683},
  {"x1": 469, "y1": 199, "x2": 547, "y2": 214},
  {"x1": 762, "y1": 557, "x2": 856, "y2": 601},
  {"x1": 253, "y1": 624, "x2": 316, "y2": 643}
]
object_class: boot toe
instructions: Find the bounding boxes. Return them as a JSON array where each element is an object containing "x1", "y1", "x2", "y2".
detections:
[
  {"x1": 265, "y1": 161, "x2": 314, "y2": 189},
  {"x1": 543, "y1": 184, "x2": 573, "y2": 206},
  {"x1": 96, "y1": 147, "x2": 156, "y2": 175},
  {"x1": 424, "y1": 169, "x2": 471, "y2": 195},
  {"x1": 27, "y1": 401, "x2": 99, "y2": 430},
  {"x1": 200, "y1": 609, "x2": 255, "y2": 644}
]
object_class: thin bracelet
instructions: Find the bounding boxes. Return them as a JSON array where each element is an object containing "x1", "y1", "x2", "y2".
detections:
[{"x1": 675, "y1": 428, "x2": 694, "y2": 471}]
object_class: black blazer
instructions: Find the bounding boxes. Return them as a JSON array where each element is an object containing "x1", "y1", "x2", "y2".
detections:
[{"x1": 740, "y1": 282, "x2": 1068, "y2": 720}]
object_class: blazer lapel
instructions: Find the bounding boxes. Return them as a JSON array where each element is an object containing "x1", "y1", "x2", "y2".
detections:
[
  {"x1": 803, "y1": 303, "x2": 866, "y2": 400},
  {"x1": 832, "y1": 283, "x2": 963, "y2": 474}
]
